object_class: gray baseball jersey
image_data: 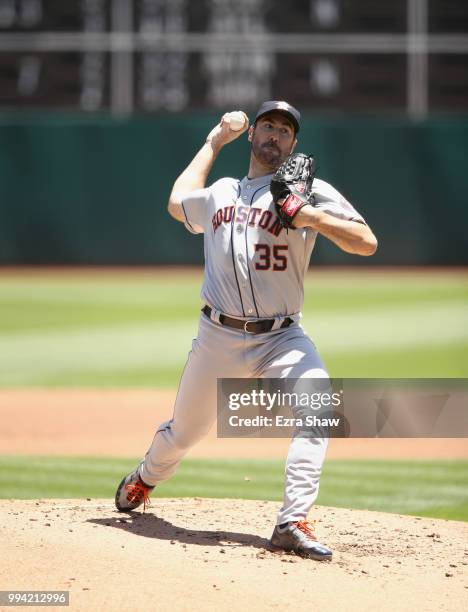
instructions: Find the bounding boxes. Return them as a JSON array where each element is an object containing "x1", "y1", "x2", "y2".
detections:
[{"x1": 181, "y1": 174, "x2": 366, "y2": 318}]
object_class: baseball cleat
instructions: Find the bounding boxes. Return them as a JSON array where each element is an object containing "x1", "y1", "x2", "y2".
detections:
[
  {"x1": 268, "y1": 520, "x2": 332, "y2": 561},
  {"x1": 115, "y1": 466, "x2": 154, "y2": 512}
]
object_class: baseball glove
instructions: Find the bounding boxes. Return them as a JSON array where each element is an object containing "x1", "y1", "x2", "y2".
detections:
[{"x1": 270, "y1": 153, "x2": 317, "y2": 229}]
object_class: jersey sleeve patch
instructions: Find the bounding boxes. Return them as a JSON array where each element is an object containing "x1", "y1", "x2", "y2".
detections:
[{"x1": 313, "y1": 179, "x2": 367, "y2": 224}]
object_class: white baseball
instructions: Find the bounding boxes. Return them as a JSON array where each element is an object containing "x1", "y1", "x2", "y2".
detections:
[{"x1": 227, "y1": 111, "x2": 247, "y2": 131}]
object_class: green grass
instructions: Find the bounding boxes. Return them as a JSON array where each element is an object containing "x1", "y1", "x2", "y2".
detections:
[
  {"x1": 0, "y1": 270, "x2": 467, "y2": 385},
  {"x1": 1, "y1": 271, "x2": 466, "y2": 522},
  {"x1": 0, "y1": 456, "x2": 467, "y2": 522}
]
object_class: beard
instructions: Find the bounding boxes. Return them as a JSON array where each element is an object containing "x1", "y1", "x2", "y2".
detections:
[{"x1": 252, "y1": 140, "x2": 288, "y2": 171}]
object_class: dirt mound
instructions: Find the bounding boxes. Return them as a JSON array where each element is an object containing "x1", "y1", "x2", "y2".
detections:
[{"x1": 1, "y1": 498, "x2": 467, "y2": 611}]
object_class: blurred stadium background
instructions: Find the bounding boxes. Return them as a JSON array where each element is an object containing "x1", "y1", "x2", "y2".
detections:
[
  {"x1": 0, "y1": 0, "x2": 467, "y2": 517},
  {"x1": 0, "y1": 0, "x2": 467, "y2": 265}
]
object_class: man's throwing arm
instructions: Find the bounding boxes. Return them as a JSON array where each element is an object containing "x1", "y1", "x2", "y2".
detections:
[{"x1": 167, "y1": 112, "x2": 249, "y2": 222}]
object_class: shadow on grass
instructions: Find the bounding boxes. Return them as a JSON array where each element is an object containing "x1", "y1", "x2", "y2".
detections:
[{"x1": 87, "y1": 512, "x2": 269, "y2": 550}]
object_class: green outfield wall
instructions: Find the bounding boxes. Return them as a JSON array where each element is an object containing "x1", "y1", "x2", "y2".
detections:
[{"x1": 0, "y1": 114, "x2": 467, "y2": 265}]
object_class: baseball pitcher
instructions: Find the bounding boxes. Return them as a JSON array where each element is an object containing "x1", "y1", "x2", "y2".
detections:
[{"x1": 115, "y1": 101, "x2": 378, "y2": 561}]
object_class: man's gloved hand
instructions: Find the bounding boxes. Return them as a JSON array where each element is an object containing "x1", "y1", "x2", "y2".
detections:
[{"x1": 270, "y1": 153, "x2": 317, "y2": 229}]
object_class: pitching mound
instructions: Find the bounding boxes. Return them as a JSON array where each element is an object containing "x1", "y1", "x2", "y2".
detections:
[{"x1": 1, "y1": 499, "x2": 466, "y2": 612}]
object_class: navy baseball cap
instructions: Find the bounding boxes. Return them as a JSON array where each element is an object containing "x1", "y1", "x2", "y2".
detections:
[{"x1": 254, "y1": 100, "x2": 301, "y2": 133}]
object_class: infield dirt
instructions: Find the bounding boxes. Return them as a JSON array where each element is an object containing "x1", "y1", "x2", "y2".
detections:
[
  {"x1": 2, "y1": 389, "x2": 467, "y2": 611},
  {"x1": 1, "y1": 498, "x2": 467, "y2": 611},
  {"x1": 1, "y1": 389, "x2": 467, "y2": 459}
]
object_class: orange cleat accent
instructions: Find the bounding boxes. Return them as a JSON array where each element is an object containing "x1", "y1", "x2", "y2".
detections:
[
  {"x1": 115, "y1": 466, "x2": 155, "y2": 512},
  {"x1": 295, "y1": 520, "x2": 317, "y2": 540},
  {"x1": 124, "y1": 479, "x2": 152, "y2": 511}
]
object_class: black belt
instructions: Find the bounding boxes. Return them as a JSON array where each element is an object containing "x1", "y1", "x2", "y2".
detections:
[{"x1": 202, "y1": 305, "x2": 294, "y2": 335}]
